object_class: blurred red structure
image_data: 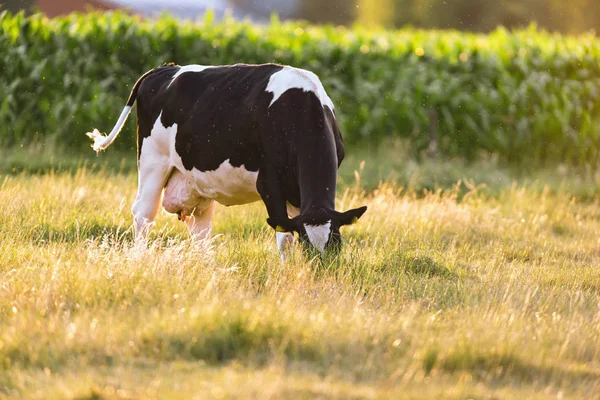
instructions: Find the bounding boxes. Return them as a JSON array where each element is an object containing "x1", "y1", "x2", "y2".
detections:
[{"x1": 36, "y1": 0, "x2": 118, "y2": 17}]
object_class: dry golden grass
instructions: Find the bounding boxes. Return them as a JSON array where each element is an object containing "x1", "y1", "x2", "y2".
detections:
[{"x1": 1, "y1": 164, "x2": 599, "y2": 399}]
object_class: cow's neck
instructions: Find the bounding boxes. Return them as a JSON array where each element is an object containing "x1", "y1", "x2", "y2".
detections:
[{"x1": 297, "y1": 145, "x2": 338, "y2": 216}]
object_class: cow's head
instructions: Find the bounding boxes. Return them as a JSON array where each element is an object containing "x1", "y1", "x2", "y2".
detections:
[{"x1": 267, "y1": 206, "x2": 367, "y2": 254}]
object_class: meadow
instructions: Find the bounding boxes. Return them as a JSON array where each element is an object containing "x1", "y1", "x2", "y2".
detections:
[{"x1": 1, "y1": 145, "x2": 599, "y2": 399}]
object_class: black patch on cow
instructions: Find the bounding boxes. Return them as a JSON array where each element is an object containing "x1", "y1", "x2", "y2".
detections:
[{"x1": 168, "y1": 64, "x2": 284, "y2": 173}]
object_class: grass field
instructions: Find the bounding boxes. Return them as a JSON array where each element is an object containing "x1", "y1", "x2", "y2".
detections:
[{"x1": 1, "y1": 145, "x2": 599, "y2": 399}]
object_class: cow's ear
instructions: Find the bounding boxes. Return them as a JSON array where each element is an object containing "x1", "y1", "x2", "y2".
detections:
[
  {"x1": 336, "y1": 206, "x2": 368, "y2": 227},
  {"x1": 267, "y1": 216, "x2": 299, "y2": 233}
]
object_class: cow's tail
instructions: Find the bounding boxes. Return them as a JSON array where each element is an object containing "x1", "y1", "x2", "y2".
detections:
[{"x1": 85, "y1": 68, "x2": 155, "y2": 153}]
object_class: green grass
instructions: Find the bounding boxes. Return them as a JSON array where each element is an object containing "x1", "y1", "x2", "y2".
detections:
[{"x1": 1, "y1": 146, "x2": 599, "y2": 398}]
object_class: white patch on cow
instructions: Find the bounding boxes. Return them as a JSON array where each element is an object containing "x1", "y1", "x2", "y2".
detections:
[
  {"x1": 304, "y1": 221, "x2": 331, "y2": 254},
  {"x1": 168, "y1": 64, "x2": 212, "y2": 88},
  {"x1": 143, "y1": 112, "x2": 176, "y2": 156},
  {"x1": 172, "y1": 158, "x2": 260, "y2": 207},
  {"x1": 266, "y1": 66, "x2": 335, "y2": 110}
]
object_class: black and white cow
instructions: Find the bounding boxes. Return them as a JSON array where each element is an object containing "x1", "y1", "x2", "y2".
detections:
[{"x1": 86, "y1": 63, "x2": 367, "y2": 256}]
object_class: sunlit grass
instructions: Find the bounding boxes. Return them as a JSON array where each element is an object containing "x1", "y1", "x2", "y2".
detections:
[{"x1": 1, "y1": 163, "x2": 599, "y2": 399}]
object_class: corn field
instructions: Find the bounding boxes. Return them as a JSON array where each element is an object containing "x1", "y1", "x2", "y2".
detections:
[{"x1": 1, "y1": 11, "x2": 599, "y2": 165}]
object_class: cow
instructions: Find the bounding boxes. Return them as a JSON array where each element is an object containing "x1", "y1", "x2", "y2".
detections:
[{"x1": 86, "y1": 63, "x2": 367, "y2": 257}]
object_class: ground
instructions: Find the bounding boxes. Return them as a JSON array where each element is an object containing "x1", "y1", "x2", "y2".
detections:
[{"x1": 0, "y1": 143, "x2": 599, "y2": 399}]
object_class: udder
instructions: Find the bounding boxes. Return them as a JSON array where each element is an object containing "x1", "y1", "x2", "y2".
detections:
[{"x1": 162, "y1": 169, "x2": 204, "y2": 219}]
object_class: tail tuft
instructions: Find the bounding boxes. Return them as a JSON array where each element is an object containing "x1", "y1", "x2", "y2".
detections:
[
  {"x1": 85, "y1": 105, "x2": 133, "y2": 154},
  {"x1": 86, "y1": 128, "x2": 109, "y2": 153}
]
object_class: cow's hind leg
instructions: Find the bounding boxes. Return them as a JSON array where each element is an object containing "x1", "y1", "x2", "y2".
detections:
[
  {"x1": 132, "y1": 146, "x2": 172, "y2": 240},
  {"x1": 185, "y1": 198, "x2": 216, "y2": 240}
]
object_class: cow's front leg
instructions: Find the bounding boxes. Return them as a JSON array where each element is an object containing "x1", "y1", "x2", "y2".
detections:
[
  {"x1": 132, "y1": 150, "x2": 172, "y2": 240},
  {"x1": 276, "y1": 232, "x2": 295, "y2": 261},
  {"x1": 184, "y1": 198, "x2": 216, "y2": 240},
  {"x1": 276, "y1": 202, "x2": 300, "y2": 261},
  {"x1": 256, "y1": 168, "x2": 292, "y2": 262}
]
